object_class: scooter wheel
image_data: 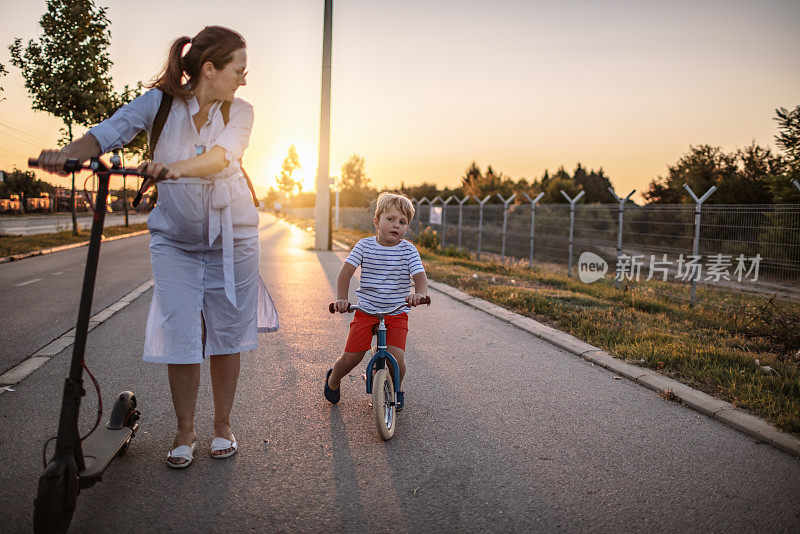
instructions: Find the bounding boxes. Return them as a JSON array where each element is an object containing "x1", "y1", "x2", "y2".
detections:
[{"x1": 33, "y1": 461, "x2": 79, "y2": 534}]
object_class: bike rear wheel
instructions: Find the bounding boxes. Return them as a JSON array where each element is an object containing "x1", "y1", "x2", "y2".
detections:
[{"x1": 372, "y1": 368, "x2": 396, "y2": 440}]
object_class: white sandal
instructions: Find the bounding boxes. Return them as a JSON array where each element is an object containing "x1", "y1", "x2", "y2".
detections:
[
  {"x1": 210, "y1": 436, "x2": 238, "y2": 459},
  {"x1": 167, "y1": 441, "x2": 197, "y2": 468}
]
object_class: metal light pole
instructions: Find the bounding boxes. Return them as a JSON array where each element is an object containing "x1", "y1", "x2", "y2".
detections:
[
  {"x1": 793, "y1": 179, "x2": 800, "y2": 193},
  {"x1": 314, "y1": 0, "x2": 333, "y2": 250}
]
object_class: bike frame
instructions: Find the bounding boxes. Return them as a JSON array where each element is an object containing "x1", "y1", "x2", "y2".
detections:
[{"x1": 364, "y1": 315, "x2": 402, "y2": 396}]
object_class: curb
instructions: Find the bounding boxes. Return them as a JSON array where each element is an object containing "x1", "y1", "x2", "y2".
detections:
[
  {"x1": 424, "y1": 278, "x2": 800, "y2": 459},
  {"x1": 0, "y1": 229, "x2": 150, "y2": 264}
]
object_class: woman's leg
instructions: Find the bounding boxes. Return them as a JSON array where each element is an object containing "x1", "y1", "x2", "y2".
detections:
[
  {"x1": 328, "y1": 351, "x2": 367, "y2": 389},
  {"x1": 168, "y1": 363, "x2": 201, "y2": 449},
  {"x1": 210, "y1": 353, "x2": 240, "y2": 441}
]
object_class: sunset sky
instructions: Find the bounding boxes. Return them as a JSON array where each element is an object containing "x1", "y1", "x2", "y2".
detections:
[{"x1": 0, "y1": 0, "x2": 798, "y2": 202}]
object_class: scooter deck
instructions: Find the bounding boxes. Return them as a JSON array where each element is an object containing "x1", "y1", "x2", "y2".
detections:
[{"x1": 80, "y1": 426, "x2": 134, "y2": 481}]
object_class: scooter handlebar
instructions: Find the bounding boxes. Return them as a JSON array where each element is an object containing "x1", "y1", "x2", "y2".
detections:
[{"x1": 28, "y1": 158, "x2": 83, "y2": 173}]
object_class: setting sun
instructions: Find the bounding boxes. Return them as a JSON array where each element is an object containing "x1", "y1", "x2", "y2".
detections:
[{"x1": 252, "y1": 139, "x2": 319, "y2": 195}]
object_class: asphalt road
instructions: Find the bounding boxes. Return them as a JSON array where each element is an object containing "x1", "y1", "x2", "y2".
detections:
[
  {"x1": 0, "y1": 214, "x2": 149, "y2": 236},
  {"x1": 0, "y1": 233, "x2": 153, "y2": 374},
  {"x1": 0, "y1": 215, "x2": 798, "y2": 532}
]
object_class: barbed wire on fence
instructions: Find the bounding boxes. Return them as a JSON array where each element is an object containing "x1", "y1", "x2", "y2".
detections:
[{"x1": 281, "y1": 194, "x2": 800, "y2": 303}]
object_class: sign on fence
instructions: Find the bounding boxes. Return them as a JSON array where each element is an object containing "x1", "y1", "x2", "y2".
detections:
[{"x1": 429, "y1": 206, "x2": 442, "y2": 225}]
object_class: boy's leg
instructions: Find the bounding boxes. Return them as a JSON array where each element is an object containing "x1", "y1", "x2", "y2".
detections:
[
  {"x1": 387, "y1": 346, "x2": 406, "y2": 387},
  {"x1": 328, "y1": 351, "x2": 367, "y2": 390}
]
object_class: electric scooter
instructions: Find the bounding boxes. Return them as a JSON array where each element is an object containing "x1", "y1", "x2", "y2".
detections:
[{"x1": 27, "y1": 155, "x2": 163, "y2": 533}]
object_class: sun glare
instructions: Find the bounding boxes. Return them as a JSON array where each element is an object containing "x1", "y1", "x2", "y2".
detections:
[{"x1": 252, "y1": 140, "x2": 319, "y2": 194}]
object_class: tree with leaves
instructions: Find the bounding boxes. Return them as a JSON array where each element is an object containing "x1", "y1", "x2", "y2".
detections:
[
  {"x1": 340, "y1": 154, "x2": 370, "y2": 191},
  {"x1": 10, "y1": 0, "x2": 115, "y2": 234},
  {"x1": 0, "y1": 62, "x2": 7, "y2": 100},
  {"x1": 107, "y1": 82, "x2": 146, "y2": 225},
  {"x1": 276, "y1": 145, "x2": 302, "y2": 196},
  {"x1": 337, "y1": 154, "x2": 377, "y2": 206},
  {"x1": 642, "y1": 144, "x2": 773, "y2": 204}
]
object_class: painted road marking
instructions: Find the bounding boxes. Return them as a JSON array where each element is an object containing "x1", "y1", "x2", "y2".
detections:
[
  {"x1": 14, "y1": 278, "x2": 41, "y2": 287},
  {"x1": 0, "y1": 279, "x2": 154, "y2": 387}
]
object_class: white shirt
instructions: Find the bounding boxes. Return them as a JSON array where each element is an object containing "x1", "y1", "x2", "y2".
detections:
[{"x1": 89, "y1": 88, "x2": 257, "y2": 305}]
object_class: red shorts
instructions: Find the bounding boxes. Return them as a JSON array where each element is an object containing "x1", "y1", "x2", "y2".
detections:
[{"x1": 344, "y1": 310, "x2": 409, "y2": 353}]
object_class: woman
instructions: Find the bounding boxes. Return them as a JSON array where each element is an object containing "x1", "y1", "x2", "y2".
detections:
[{"x1": 36, "y1": 25, "x2": 278, "y2": 468}]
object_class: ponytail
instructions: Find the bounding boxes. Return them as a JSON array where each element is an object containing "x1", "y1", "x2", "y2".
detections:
[{"x1": 148, "y1": 27, "x2": 245, "y2": 100}]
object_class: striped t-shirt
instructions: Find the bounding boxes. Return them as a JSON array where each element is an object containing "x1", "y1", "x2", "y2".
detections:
[{"x1": 345, "y1": 236, "x2": 425, "y2": 315}]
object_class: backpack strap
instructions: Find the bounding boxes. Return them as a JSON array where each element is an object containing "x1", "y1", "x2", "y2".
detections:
[
  {"x1": 221, "y1": 100, "x2": 260, "y2": 207},
  {"x1": 150, "y1": 92, "x2": 174, "y2": 160},
  {"x1": 132, "y1": 91, "x2": 172, "y2": 208}
]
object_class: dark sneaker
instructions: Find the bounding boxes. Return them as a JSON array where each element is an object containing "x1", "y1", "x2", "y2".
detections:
[
  {"x1": 324, "y1": 369, "x2": 340, "y2": 404},
  {"x1": 396, "y1": 391, "x2": 404, "y2": 412}
]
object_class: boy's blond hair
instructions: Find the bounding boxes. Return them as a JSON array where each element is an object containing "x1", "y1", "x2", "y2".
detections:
[{"x1": 374, "y1": 192, "x2": 415, "y2": 221}]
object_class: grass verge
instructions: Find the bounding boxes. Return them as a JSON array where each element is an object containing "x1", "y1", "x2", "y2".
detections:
[{"x1": 0, "y1": 223, "x2": 148, "y2": 257}]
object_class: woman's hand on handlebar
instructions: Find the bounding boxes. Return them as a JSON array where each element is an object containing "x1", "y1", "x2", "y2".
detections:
[
  {"x1": 406, "y1": 293, "x2": 429, "y2": 307},
  {"x1": 36, "y1": 149, "x2": 72, "y2": 176},
  {"x1": 334, "y1": 299, "x2": 351, "y2": 313},
  {"x1": 137, "y1": 161, "x2": 180, "y2": 192}
]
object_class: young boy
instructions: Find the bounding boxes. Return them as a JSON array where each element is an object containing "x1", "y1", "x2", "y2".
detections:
[{"x1": 324, "y1": 192, "x2": 428, "y2": 411}]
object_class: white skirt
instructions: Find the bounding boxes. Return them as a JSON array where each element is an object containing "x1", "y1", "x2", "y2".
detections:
[{"x1": 143, "y1": 236, "x2": 278, "y2": 364}]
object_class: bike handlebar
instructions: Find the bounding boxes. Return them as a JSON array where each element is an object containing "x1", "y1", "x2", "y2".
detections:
[{"x1": 329, "y1": 296, "x2": 431, "y2": 315}]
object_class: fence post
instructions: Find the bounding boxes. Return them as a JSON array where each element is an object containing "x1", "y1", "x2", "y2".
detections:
[
  {"x1": 475, "y1": 195, "x2": 491, "y2": 258},
  {"x1": 522, "y1": 192, "x2": 544, "y2": 268},
  {"x1": 455, "y1": 196, "x2": 469, "y2": 248},
  {"x1": 608, "y1": 187, "x2": 636, "y2": 289},
  {"x1": 683, "y1": 184, "x2": 716, "y2": 307},
  {"x1": 442, "y1": 196, "x2": 454, "y2": 248},
  {"x1": 560, "y1": 190, "x2": 585, "y2": 278},
  {"x1": 412, "y1": 198, "x2": 422, "y2": 237},
  {"x1": 497, "y1": 193, "x2": 517, "y2": 258},
  {"x1": 430, "y1": 196, "x2": 443, "y2": 247}
]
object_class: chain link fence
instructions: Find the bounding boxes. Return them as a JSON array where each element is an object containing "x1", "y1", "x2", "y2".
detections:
[{"x1": 282, "y1": 198, "x2": 800, "y2": 302}]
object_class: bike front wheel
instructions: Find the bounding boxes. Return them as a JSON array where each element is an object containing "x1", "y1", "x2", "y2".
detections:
[{"x1": 372, "y1": 368, "x2": 396, "y2": 440}]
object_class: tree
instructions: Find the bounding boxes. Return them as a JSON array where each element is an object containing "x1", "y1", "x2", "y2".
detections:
[
  {"x1": 0, "y1": 62, "x2": 7, "y2": 100},
  {"x1": 775, "y1": 105, "x2": 800, "y2": 172},
  {"x1": 275, "y1": 145, "x2": 301, "y2": 196},
  {"x1": 0, "y1": 169, "x2": 55, "y2": 211},
  {"x1": 10, "y1": 0, "x2": 115, "y2": 234},
  {"x1": 340, "y1": 154, "x2": 370, "y2": 191},
  {"x1": 643, "y1": 144, "x2": 775, "y2": 204},
  {"x1": 107, "y1": 82, "x2": 146, "y2": 226}
]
